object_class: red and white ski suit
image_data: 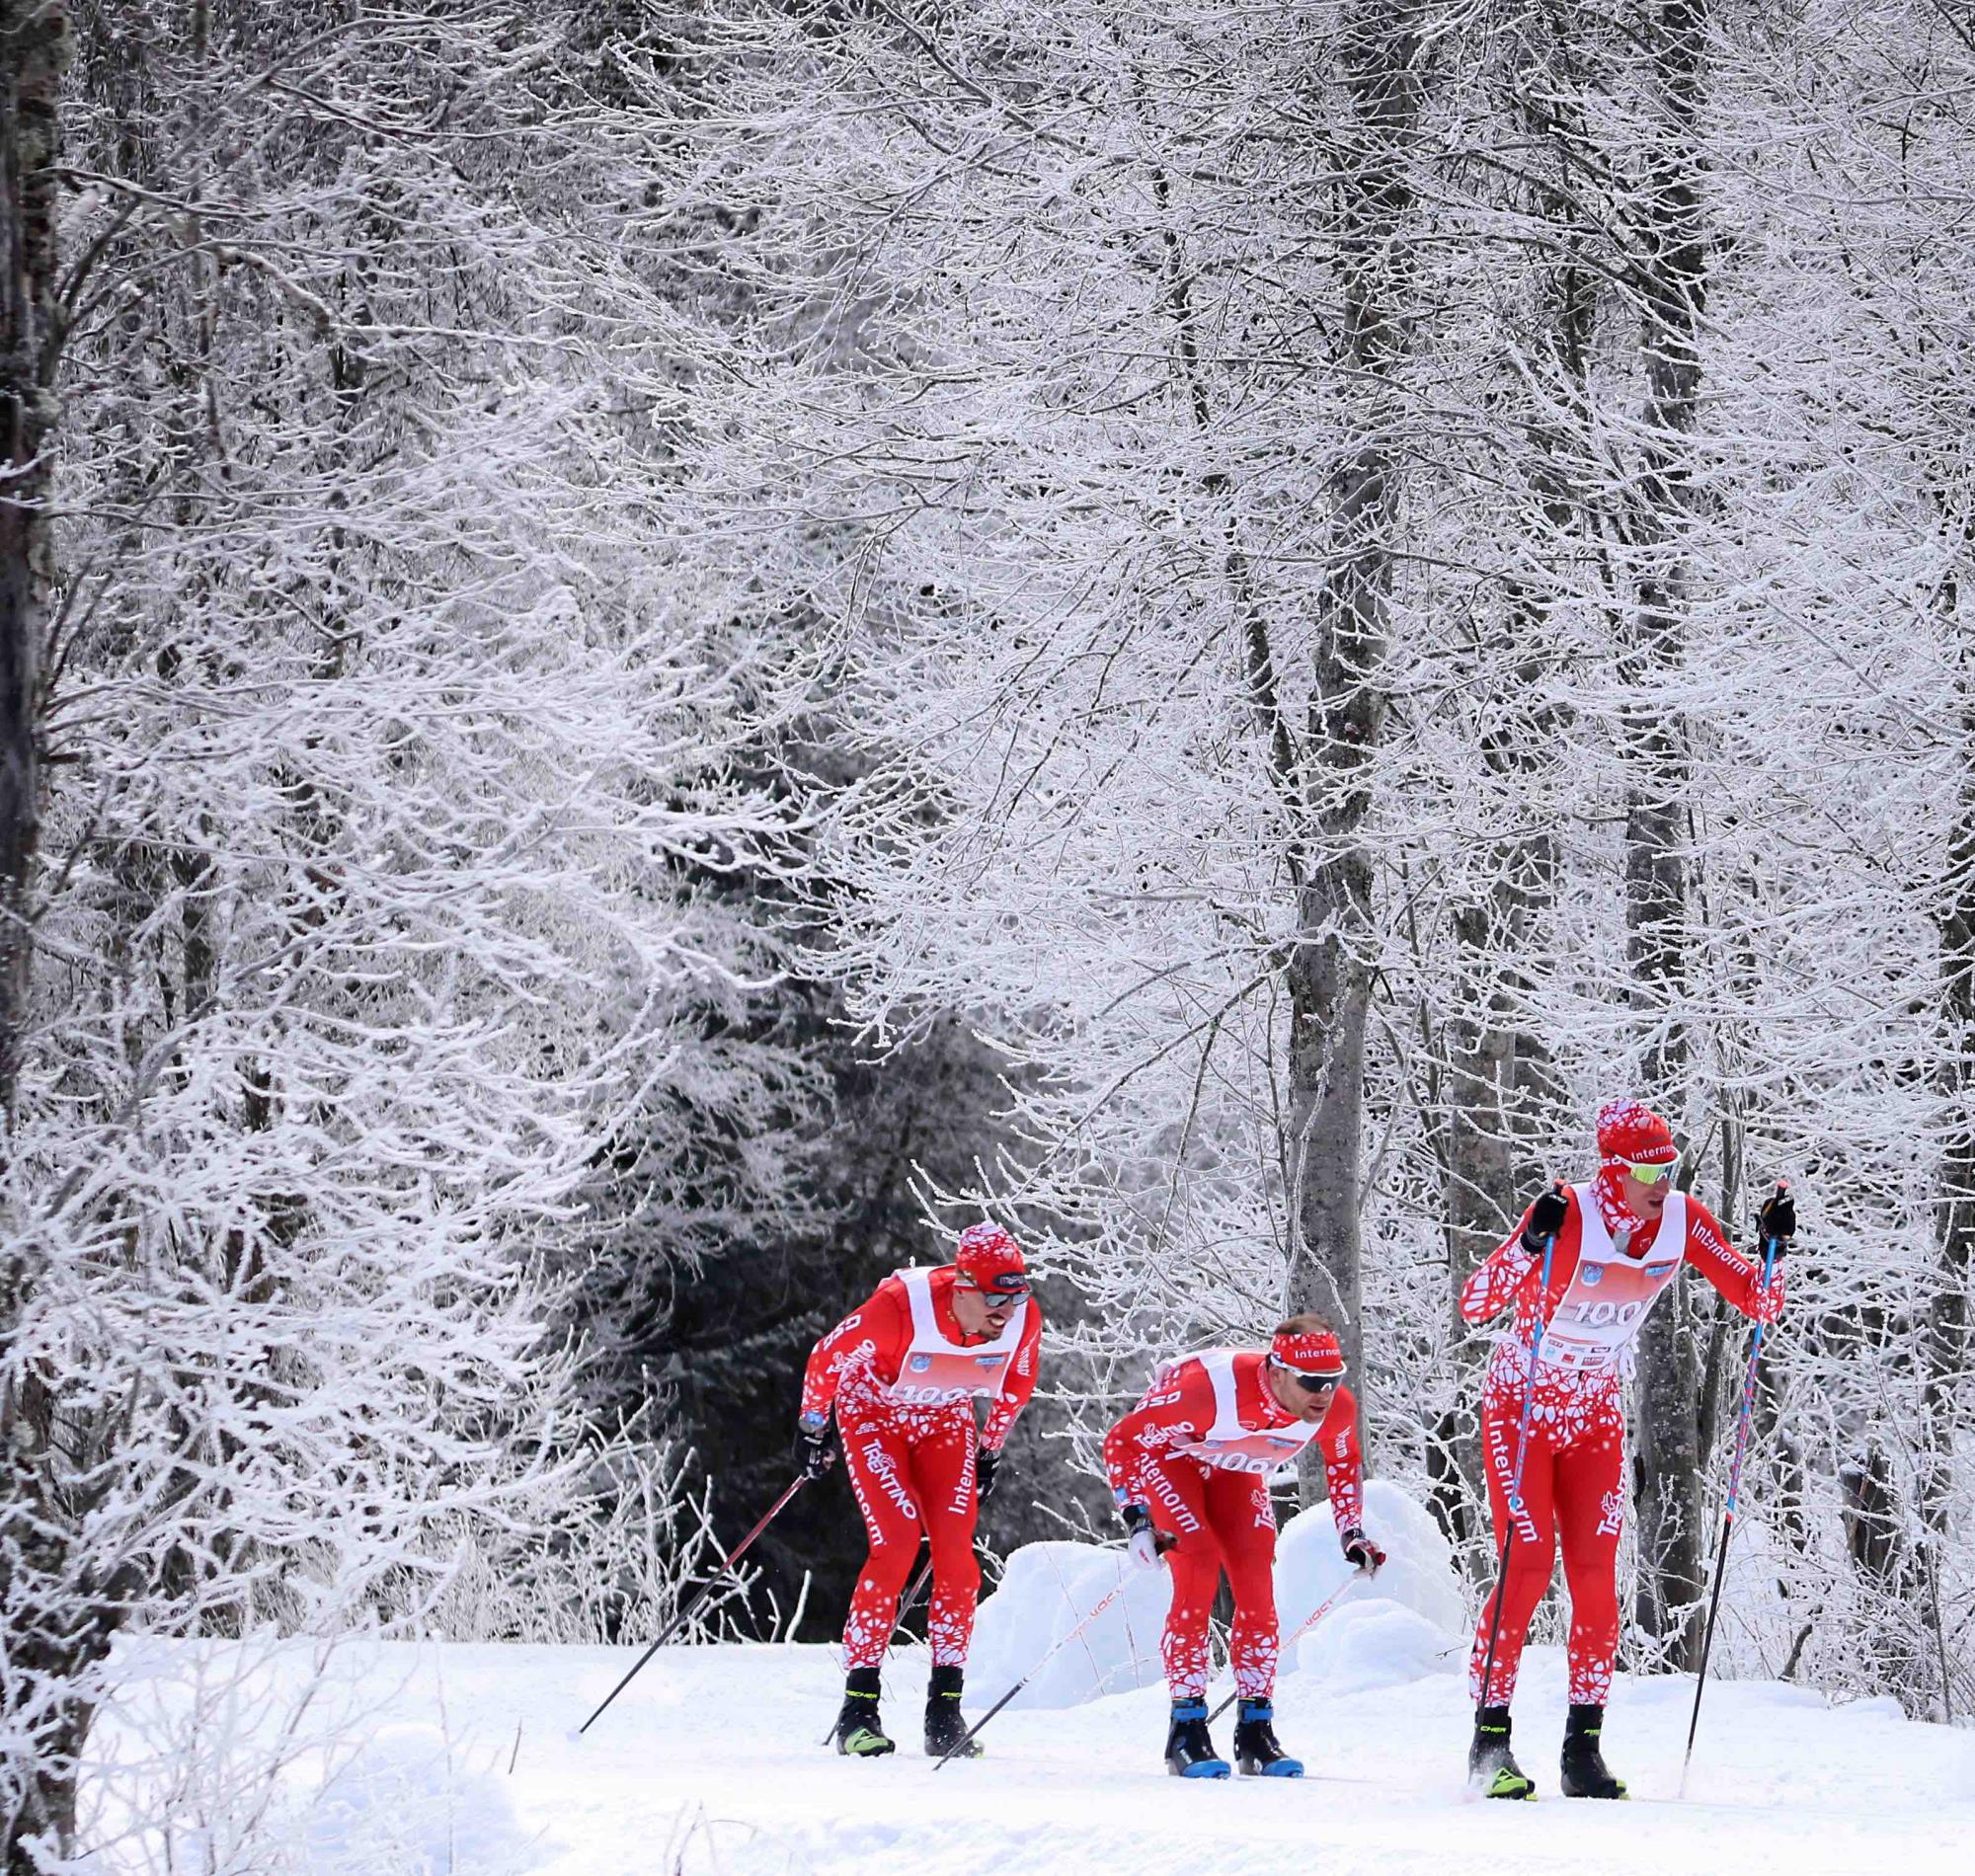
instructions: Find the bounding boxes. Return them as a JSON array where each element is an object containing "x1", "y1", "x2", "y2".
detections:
[
  {"x1": 1103, "y1": 1350, "x2": 1365, "y2": 1701},
  {"x1": 1461, "y1": 1184, "x2": 1784, "y2": 1705},
  {"x1": 802, "y1": 1265, "x2": 1041, "y2": 1670}
]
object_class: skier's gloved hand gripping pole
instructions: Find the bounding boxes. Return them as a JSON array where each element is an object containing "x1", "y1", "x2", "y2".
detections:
[
  {"x1": 576, "y1": 1473, "x2": 806, "y2": 1738},
  {"x1": 1474, "y1": 1186, "x2": 1564, "y2": 1712},
  {"x1": 1681, "y1": 1181, "x2": 1792, "y2": 1794},
  {"x1": 933, "y1": 1526, "x2": 1177, "y2": 1769}
]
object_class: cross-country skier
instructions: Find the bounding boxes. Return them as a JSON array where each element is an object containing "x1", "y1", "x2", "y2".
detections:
[
  {"x1": 1460, "y1": 1098, "x2": 1793, "y2": 1800},
  {"x1": 798, "y1": 1222, "x2": 1041, "y2": 1759},
  {"x1": 1103, "y1": 1315, "x2": 1382, "y2": 1779}
]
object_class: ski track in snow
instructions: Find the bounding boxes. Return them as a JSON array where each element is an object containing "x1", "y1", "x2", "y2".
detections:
[{"x1": 256, "y1": 1636, "x2": 1973, "y2": 1876}]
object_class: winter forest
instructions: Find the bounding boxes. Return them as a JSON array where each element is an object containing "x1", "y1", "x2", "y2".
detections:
[{"x1": 6, "y1": 0, "x2": 1975, "y2": 1868}]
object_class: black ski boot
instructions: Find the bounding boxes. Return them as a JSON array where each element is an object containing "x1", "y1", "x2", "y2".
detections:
[
  {"x1": 832, "y1": 1668, "x2": 896, "y2": 1758},
  {"x1": 1467, "y1": 1704, "x2": 1536, "y2": 1799},
  {"x1": 1560, "y1": 1702, "x2": 1627, "y2": 1799},
  {"x1": 1231, "y1": 1697, "x2": 1304, "y2": 1778},
  {"x1": 924, "y1": 1664, "x2": 980, "y2": 1759},
  {"x1": 1164, "y1": 1697, "x2": 1231, "y2": 1778}
]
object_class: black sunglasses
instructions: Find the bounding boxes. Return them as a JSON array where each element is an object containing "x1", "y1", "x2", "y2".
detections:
[{"x1": 1284, "y1": 1368, "x2": 1343, "y2": 1393}]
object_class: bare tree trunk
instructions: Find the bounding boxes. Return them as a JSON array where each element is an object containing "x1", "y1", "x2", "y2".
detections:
[
  {"x1": 1434, "y1": 24, "x2": 1601, "y2": 1560},
  {"x1": 1621, "y1": 0, "x2": 1709, "y2": 1672},
  {"x1": 1, "y1": 8, "x2": 80, "y2": 1868},
  {"x1": 1284, "y1": 0, "x2": 1421, "y2": 1482},
  {"x1": 0, "y1": 0, "x2": 59, "y2": 1125},
  {"x1": 1927, "y1": 565, "x2": 1975, "y2": 1543}
]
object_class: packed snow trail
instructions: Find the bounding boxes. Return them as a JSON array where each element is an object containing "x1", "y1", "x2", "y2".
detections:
[
  {"x1": 96, "y1": 1629, "x2": 1975, "y2": 1876},
  {"x1": 86, "y1": 1493, "x2": 1975, "y2": 1874},
  {"x1": 333, "y1": 1637, "x2": 1971, "y2": 1876}
]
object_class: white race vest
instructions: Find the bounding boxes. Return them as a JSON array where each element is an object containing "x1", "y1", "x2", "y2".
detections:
[
  {"x1": 1534, "y1": 1186, "x2": 1689, "y2": 1376},
  {"x1": 1170, "y1": 1349, "x2": 1321, "y2": 1476},
  {"x1": 876, "y1": 1266, "x2": 1031, "y2": 1408}
]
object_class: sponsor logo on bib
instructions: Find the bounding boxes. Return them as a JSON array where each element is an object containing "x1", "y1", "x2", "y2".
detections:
[
  {"x1": 976, "y1": 1354, "x2": 1002, "y2": 1369},
  {"x1": 1580, "y1": 1265, "x2": 1604, "y2": 1287},
  {"x1": 909, "y1": 1354, "x2": 932, "y2": 1372},
  {"x1": 1645, "y1": 1263, "x2": 1676, "y2": 1279}
]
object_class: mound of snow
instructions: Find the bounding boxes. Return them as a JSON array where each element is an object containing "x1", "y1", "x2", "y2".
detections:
[
  {"x1": 974, "y1": 1479, "x2": 1466, "y2": 1710},
  {"x1": 305, "y1": 1722, "x2": 539, "y2": 1876},
  {"x1": 968, "y1": 1541, "x2": 1171, "y2": 1709},
  {"x1": 1274, "y1": 1477, "x2": 1466, "y2": 1646},
  {"x1": 1294, "y1": 1600, "x2": 1460, "y2": 1692}
]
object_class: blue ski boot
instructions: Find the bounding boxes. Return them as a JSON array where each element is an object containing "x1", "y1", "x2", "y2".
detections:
[
  {"x1": 1232, "y1": 1698, "x2": 1304, "y2": 1777},
  {"x1": 1164, "y1": 1698, "x2": 1231, "y2": 1778}
]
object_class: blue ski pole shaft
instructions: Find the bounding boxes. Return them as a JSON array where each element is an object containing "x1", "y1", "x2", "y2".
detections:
[
  {"x1": 1683, "y1": 1235, "x2": 1781, "y2": 1781},
  {"x1": 1475, "y1": 1228, "x2": 1558, "y2": 1710}
]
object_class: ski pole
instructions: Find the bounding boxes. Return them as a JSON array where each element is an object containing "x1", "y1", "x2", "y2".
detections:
[
  {"x1": 577, "y1": 1474, "x2": 805, "y2": 1738},
  {"x1": 934, "y1": 1536, "x2": 1174, "y2": 1768},
  {"x1": 1208, "y1": 1571, "x2": 1362, "y2": 1725},
  {"x1": 1474, "y1": 1223, "x2": 1559, "y2": 1710},
  {"x1": 1681, "y1": 1223, "x2": 1784, "y2": 1791}
]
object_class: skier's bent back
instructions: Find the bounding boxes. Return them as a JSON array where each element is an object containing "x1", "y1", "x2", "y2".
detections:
[{"x1": 1104, "y1": 1316, "x2": 1383, "y2": 1779}]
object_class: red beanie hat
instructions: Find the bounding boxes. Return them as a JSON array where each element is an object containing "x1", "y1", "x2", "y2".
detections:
[
  {"x1": 1270, "y1": 1321, "x2": 1345, "y2": 1376},
  {"x1": 955, "y1": 1222, "x2": 1029, "y2": 1295},
  {"x1": 1596, "y1": 1098, "x2": 1678, "y2": 1168}
]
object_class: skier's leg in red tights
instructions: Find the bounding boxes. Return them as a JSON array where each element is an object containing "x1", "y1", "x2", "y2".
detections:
[
  {"x1": 1551, "y1": 1424, "x2": 1625, "y2": 1705},
  {"x1": 837, "y1": 1411, "x2": 925, "y2": 1671},
  {"x1": 905, "y1": 1416, "x2": 982, "y2": 1667},
  {"x1": 1204, "y1": 1469, "x2": 1281, "y2": 1698},
  {"x1": 1152, "y1": 1460, "x2": 1223, "y2": 1700},
  {"x1": 1470, "y1": 1392, "x2": 1560, "y2": 1707}
]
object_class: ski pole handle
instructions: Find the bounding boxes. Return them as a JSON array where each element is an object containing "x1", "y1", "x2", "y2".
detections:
[{"x1": 577, "y1": 1474, "x2": 806, "y2": 1738}]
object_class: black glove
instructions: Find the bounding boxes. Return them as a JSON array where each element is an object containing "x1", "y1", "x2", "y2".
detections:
[
  {"x1": 1756, "y1": 1183, "x2": 1795, "y2": 1252},
  {"x1": 1521, "y1": 1183, "x2": 1569, "y2": 1255},
  {"x1": 1341, "y1": 1526, "x2": 1386, "y2": 1576},
  {"x1": 797, "y1": 1416, "x2": 837, "y2": 1482},
  {"x1": 978, "y1": 1446, "x2": 1001, "y2": 1502}
]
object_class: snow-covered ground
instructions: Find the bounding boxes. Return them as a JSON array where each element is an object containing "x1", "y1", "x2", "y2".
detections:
[
  {"x1": 97, "y1": 1628, "x2": 1975, "y2": 1876},
  {"x1": 87, "y1": 1490, "x2": 1975, "y2": 1874}
]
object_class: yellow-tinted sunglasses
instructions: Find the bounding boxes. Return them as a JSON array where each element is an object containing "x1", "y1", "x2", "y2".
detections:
[{"x1": 1623, "y1": 1159, "x2": 1679, "y2": 1186}]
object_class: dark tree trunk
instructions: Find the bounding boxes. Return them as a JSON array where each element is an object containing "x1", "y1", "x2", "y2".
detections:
[
  {"x1": 1927, "y1": 565, "x2": 1975, "y2": 1541},
  {"x1": 1, "y1": 6, "x2": 77, "y2": 1868},
  {"x1": 0, "y1": 0, "x2": 60, "y2": 1124},
  {"x1": 1284, "y1": 0, "x2": 1421, "y2": 1491},
  {"x1": 1621, "y1": 0, "x2": 1709, "y2": 1672}
]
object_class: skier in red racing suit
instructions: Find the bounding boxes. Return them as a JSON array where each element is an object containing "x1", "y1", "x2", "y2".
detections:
[
  {"x1": 798, "y1": 1222, "x2": 1041, "y2": 1759},
  {"x1": 1103, "y1": 1314, "x2": 1383, "y2": 1780},
  {"x1": 1461, "y1": 1098, "x2": 1794, "y2": 1801}
]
